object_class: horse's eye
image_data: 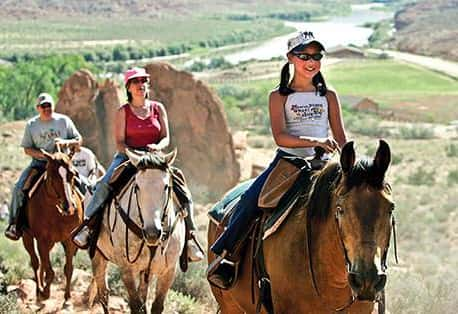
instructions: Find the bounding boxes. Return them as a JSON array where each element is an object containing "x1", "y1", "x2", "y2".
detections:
[
  {"x1": 336, "y1": 206, "x2": 344, "y2": 216},
  {"x1": 389, "y1": 204, "x2": 395, "y2": 214}
]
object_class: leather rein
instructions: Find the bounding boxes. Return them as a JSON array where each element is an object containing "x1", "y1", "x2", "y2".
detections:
[{"x1": 108, "y1": 167, "x2": 182, "y2": 265}]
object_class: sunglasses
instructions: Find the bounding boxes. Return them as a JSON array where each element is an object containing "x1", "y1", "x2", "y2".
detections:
[
  {"x1": 293, "y1": 52, "x2": 323, "y2": 61},
  {"x1": 39, "y1": 103, "x2": 52, "y2": 109},
  {"x1": 130, "y1": 78, "x2": 148, "y2": 85}
]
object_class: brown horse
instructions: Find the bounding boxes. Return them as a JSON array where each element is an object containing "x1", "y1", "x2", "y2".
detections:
[
  {"x1": 22, "y1": 151, "x2": 83, "y2": 302},
  {"x1": 208, "y1": 140, "x2": 396, "y2": 313}
]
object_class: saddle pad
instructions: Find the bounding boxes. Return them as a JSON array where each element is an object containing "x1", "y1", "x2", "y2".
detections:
[
  {"x1": 258, "y1": 158, "x2": 301, "y2": 209},
  {"x1": 109, "y1": 161, "x2": 131, "y2": 185},
  {"x1": 263, "y1": 165, "x2": 312, "y2": 239},
  {"x1": 207, "y1": 179, "x2": 254, "y2": 225}
]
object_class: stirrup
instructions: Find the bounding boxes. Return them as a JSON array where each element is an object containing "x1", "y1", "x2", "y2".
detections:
[
  {"x1": 72, "y1": 225, "x2": 92, "y2": 249},
  {"x1": 207, "y1": 254, "x2": 239, "y2": 290},
  {"x1": 187, "y1": 232, "x2": 205, "y2": 262},
  {"x1": 4, "y1": 224, "x2": 21, "y2": 241}
]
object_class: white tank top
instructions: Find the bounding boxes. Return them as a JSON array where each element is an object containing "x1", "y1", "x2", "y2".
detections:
[{"x1": 278, "y1": 92, "x2": 329, "y2": 158}]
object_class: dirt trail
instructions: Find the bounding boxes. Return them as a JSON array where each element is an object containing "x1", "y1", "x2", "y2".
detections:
[
  {"x1": 8, "y1": 269, "x2": 128, "y2": 313},
  {"x1": 368, "y1": 49, "x2": 458, "y2": 79}
]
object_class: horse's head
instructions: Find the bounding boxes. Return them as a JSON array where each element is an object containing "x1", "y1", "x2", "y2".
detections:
[
  {"x1": 333, "y1": 140, "x2": 394, "y2": 301},
  {"x1": 126, "y1": 149, "x2": 177, "y2": 247},
  {"x1": 42, "y1": 150, "x2": 80, "y2": 215}
]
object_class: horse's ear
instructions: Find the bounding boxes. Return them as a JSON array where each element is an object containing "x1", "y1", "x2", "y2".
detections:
[
  {"x1": 41, "y1": 149, "x2": 54, "y2": 161},
  {"x1": 373, "y1": 139, "x2": 391, "y2": 175},
  {"x1": 340, "y1": 141, "x2": 355, "y2": 174},
  {"x1": 125, "y1": 149, "x2": 141, "y2": 167},
  {"x1": 164, "y1": 148, "x2": 177, "y2": 165}
]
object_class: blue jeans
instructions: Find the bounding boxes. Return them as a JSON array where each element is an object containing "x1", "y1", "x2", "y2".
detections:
[
  {"x1": 9, "y1": 159, "x2": 47, "y2": 224},
  {"x1": 211, "y1": 150, "x2": 291, "y2": 256},
  {"x1": 100, "y1": 152, "x2": 128, "y2": 184},
  {"x1": 84, "y1": 152, "x2": 128, "y2": 218}
]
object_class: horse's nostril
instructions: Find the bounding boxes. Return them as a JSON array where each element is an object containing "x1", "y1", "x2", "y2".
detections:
[
  {"x1": 348, "y1": 272, "x2": 363, "y2": 290},
  {"x1": 374, "y1": 274, "x2": 387, "y2": 292}
]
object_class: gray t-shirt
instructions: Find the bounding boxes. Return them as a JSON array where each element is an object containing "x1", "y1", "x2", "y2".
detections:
[{"x1": 21, "y1": 113, "x2": 81, "y2": 161}]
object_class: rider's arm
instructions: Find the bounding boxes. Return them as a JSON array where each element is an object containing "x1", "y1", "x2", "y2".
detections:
[
  {"x1": 147, "y1": 102, "x2": 170, "y2": 152},
  {"x1": 115, "y1": 107, "x2": 128, "y2": 153},
  {"x1": 327, "y1": 89, "x2": 347, "y2": 148},
  {"x1": 24, "y1": 147, "x2": 46, "y2": 159},
  {"x1": 269, "y1": 90, "x2": 336, "y2": 153}
]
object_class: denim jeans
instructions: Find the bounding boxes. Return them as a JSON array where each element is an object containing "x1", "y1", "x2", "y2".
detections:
[
  {"x1": 9, "y1": 159, "x2": 47, "y2": 224},
  {"x1": 100, "y1": 152, "x2": 128, "y2": 184},
  {"x1": 211, "y1": 149, "x2": 291, "y2": 256}
]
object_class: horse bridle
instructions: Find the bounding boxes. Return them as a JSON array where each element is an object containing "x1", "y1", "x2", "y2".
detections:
[
  {"x1": 110, "y1": 166, "x2": 178, "y2": 264},
  {"x1": 333, "y1": 192, "x2": 399, "y2": 312}
]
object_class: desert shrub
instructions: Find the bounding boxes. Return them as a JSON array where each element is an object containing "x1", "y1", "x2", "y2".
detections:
[
  {"x1": 447, "y1": 169, "x2": 458, "y2": 185},
  {"x1": 344, "y1": 114, "x2": 391, "y2": 137},
  {"x1": 172, "y1": 263, "x2": 211, "y2": 303},
  {"x1": 165, "y1": 290, "x2": 205, "y2": 314},
  {"x1": 407, "y1": 167, "x2": 435, "y2": 185},
  {"x1": 397, "y1": 126, "x2": 435, "y2": 139},
  {"x1": 445, "y1": 143, "x2": 458, "y2": 157},
  {"x1": 0, "y1": 293, "x2": 19, "y2": 313}
]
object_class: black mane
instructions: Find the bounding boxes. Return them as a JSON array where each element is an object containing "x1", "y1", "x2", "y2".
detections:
[
  {"x1": 306, "y1": 158, "x2": 386, "y2": 221},
  {"x1": 136, "y1": 153, "x2": 169, "y2": 171}
]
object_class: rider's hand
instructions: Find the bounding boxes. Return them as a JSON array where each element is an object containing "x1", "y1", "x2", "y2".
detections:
[{"x1": 316, "y1": 137, "x2": 338, "y2": 154}]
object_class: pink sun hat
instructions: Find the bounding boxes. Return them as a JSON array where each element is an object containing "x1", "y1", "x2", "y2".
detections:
[{"x1": 124, "y1": 67, "x2": 150, "y2": 85}]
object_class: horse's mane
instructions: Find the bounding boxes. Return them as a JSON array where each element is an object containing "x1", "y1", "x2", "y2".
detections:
[
  {"x1": 305, "y1": 158, "x2": 386, "y2": 221},
  {"x1": 136, "y1": 153, "x2": 169, "y2": 171}
]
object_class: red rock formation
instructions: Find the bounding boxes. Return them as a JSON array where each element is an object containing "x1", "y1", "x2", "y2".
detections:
[{"x1": 56, "y1": 65, "x2": 240, "y2": 199}]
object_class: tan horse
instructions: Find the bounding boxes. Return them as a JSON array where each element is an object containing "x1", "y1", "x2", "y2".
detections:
[
  {"x1": 88, "y1": 150, "x2": 186, "y2": 314},
  {"x1": 22, "y1": 151, "x2": 83, "y2": 302},
  {"x1": 208, "y1": 140, "x2": 395, "y2": 313}
]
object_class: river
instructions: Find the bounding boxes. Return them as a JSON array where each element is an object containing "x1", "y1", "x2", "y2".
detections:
[{"x1": 224, "y1": 4, "x2": 392, "y2": 64}]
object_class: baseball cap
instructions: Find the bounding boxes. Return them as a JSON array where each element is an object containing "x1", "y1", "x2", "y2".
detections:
[
  {"x1": 36, "y1": 93, "x2": 54, "y2": 107},
  {"x1": 287, "y1": 31, "x2": 325, "y2": 54},
  {"x1": 124, "y1": 67, "x2": 150, "y2": 85}
]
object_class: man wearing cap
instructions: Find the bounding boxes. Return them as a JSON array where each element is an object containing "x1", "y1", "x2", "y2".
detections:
[{"x1": 4, "y1": 93, "x2": 82, "y2": 240}]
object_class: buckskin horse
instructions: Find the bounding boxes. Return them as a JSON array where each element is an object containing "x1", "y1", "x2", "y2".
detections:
[
  {"x1": 22, "y1": 151, "x2": 83, "y2": 302},
  {"x1": 88, "y1": 150, "x2": 186, "y2": 314},
  {"x1": 208, "y1": 140, "x2": 397, "y2": 313}
]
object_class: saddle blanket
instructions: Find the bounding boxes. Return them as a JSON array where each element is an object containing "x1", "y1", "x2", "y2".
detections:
[{"x1": 207, "y1": 166, "x2": 311, "y2": 240}]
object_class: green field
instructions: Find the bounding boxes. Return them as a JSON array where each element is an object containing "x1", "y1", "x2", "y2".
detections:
[{"x1": 212, "y1": 59, "x2": 458, "y2": 125}]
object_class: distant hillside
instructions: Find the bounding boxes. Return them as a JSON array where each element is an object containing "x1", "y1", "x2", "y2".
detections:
[
  {"x1": 0, "y1": 0, "x2": 349, "y2": 18},
  {"x1": 393, "y1": 0, "x2": 458, "y2": 61}
]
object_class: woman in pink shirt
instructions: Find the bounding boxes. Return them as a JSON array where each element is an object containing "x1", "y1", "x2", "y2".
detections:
[{"x1": 73, "y1": 67, "x2": 203, "y2": 262}]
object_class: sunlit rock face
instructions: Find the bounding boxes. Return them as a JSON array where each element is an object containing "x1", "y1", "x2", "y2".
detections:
[{"x1": 57, "y1": 65, "x2": 240, "y2": 199}]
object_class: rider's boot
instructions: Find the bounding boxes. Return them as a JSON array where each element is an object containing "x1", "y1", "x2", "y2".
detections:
[
  {"x1": 183, "y1": 201, "x2": 204, "y2": 262},
  {"x1": 4, "y1": 190, "x2": 25, "y2": 241},
  {"x1": 73, "y1": 182, "x2": 111, "y2": 249}
]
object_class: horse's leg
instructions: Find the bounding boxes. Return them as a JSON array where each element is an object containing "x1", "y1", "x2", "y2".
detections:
[
  {"x1": 138, "y1": 269, "x2": 151, "y2": 305},
  {"x1": 61, "y1": 239, "x2": 77, "y2": 301},
  {"x1": 36, "y1": 240, "x2": 54, "y2": 300},
  {"x1": 150, "y1": 265, "x2": 176, "y2": 314},
  {"x1": 91, "y1": 249, "x2": 109, "y2": 314},
  {"x1": 121, "y1": 269, "x2": 145, "y2": 314},
  {"x1": 22, "y1": 233, "x2": 41, "y2": 300}
]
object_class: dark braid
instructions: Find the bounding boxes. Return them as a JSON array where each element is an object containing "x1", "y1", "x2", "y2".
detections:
[
  {"x1": 312, "y1": 71, "x2": 327, "y2": 96},
  {"x1": 279, "y1": 62, "x2": 295, "y2": 96}
]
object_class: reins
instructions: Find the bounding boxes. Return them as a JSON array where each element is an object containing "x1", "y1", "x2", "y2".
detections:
[{"x1": 109, "y1": 166, "x2": 180, "y2": 265}]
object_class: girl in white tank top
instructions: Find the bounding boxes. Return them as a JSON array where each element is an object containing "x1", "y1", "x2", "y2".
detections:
[{"x1": 209, "y1": 32, "x2": 347, "y2": 287}]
